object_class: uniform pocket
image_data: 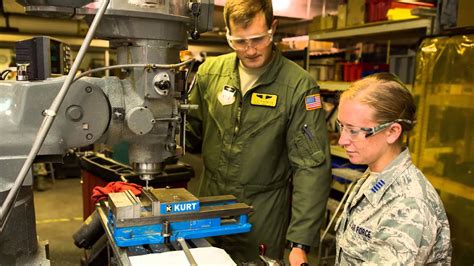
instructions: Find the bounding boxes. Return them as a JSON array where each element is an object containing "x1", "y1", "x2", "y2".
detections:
[{"x1": 291, "y1": 127, "x2": 326, "y2": 168}]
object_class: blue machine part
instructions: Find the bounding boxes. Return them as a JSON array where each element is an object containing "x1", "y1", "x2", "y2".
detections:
[
  {"x1": 109, "y1": 213, "x2": 251, "y2": 247},
  {"x1": 108, "y1": 198, "x2": 252, "y2": 247}
]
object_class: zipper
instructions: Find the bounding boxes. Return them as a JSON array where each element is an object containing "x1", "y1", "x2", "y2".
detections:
[
  {"x1": 234, "y1": 103, "x2": 241, "y2": 136},
  {"x1": 302, "y1": 124, "x2": 314, "y2": 141},
  {"x1": 233, "y1": 91, "x2": 243, "y2": 138}
]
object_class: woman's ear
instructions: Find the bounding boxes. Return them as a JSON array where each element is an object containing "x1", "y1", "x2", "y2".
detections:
[{"x1": 386, "y1": 123, "x2": 402, "y2": 144}]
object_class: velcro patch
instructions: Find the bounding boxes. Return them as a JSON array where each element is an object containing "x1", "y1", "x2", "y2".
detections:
[
  {"x1": 251, "y1": 93, "x2": 277, "y2": 107},
  {"x1": 305, "y1": 94, "x2": 322, "y2": 111}
]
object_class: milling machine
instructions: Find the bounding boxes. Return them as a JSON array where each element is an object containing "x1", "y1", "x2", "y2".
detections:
[{"x1": 0, "y1": 0, "x2": 246, "y2": 264}]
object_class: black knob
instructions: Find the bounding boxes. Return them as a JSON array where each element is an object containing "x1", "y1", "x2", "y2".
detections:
[
  {"x1": 191, "y1": 30, "x2": 200, "y2": 40},
  {"x1": 156, "y1": 80, "x2": 171, "y2": 90},
  {"x1": 166, "y1": 143, "x2": 177, "y2": 152}
]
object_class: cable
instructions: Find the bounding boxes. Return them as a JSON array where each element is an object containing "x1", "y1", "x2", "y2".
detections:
[
  {"x1": 180, "y1": 59, "x2": 196, "y2": 156},
  {"x1": 72, "y1": 59, "x2": 195, "y2": 83},
  {"x1": 0, "y1": 0, "x2": 110, "y2": 233}
]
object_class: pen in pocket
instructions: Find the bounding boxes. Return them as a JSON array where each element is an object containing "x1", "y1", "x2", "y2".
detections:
[{"x1": 302, "y1": 124, "x2": 313, "y2": 140}]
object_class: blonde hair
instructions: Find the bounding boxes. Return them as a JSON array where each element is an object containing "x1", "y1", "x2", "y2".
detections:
[
  {"x1": 340, "y1": 73, "x2": 416, "y2": 132},
  {"x1": 224, "y1": 0, "x2": 273, "y2": 32}
]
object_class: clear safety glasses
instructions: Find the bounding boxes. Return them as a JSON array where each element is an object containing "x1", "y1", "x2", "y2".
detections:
[
  {"x1": 336, "y1": 119, "x2": 413, "y2": 141},
  {"x1": 226, "y1": 28, "x2": 273, "y2": 51}
]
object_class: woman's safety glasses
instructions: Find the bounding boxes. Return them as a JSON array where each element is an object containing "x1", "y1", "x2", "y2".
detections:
[
  {"x1": 226, "y1": 28, "x2": 273, "y2": 51},
  {"x1": 336, "y1": 119, "x2": 413, "y2": 141}
]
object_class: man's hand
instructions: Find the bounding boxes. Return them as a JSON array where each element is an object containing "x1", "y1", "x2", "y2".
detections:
[{"x1": 289, "y1": 247, "x2": 308, "y2": 266}]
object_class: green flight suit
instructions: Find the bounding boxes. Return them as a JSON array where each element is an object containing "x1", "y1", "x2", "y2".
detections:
[{"x1": 186, "y1": 49, "x2": 331, "y2": 263}]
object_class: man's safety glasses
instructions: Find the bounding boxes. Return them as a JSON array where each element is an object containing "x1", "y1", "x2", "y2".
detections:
[
  {"x1": 336, "y1": 119, "x2": 413, "y2": 141},
  {"x1": 226, "y1": 28, "x2": 273, "y2": 51}
]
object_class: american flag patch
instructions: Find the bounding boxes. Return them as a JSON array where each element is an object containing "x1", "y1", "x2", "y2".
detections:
[{"x1": 305, "y1": 94, "x2": 322, "y2": 111}]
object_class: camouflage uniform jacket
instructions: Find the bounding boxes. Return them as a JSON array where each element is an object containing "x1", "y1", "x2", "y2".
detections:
[{"x1": 335, "y1": 148, "x2": 452, "y2": 265}]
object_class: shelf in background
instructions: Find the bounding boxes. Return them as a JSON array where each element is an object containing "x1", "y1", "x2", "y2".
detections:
[
  {"x1": 319, "y1": 81, "x2": 350, "y2": 91},
  {"x1": 331, "y1": 145, "x2": 348, "y2": 159},
  {"x1": 319, "y1": 81, "x2": 412, "y2": 91},
  {"x1": 0, "y1": 33, "x2": 109, "y2": 49},
  {"x1": 427, "y1": 94, "x2": 474, "y2": 108},
  {"x1": 309, "y1": 18, "x2": 433, "y2": 44}
]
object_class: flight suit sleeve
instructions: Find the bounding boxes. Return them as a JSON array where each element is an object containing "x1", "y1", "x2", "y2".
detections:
[
  {"x1": 365, "y1": 198, "x2": 438, "y2": 264},
  {"x1": 185, "y1": 72, "x2": 205, "y2": 154},
  {"x1": 286, "y1": 83, "x2": 332, "y2": 247}
]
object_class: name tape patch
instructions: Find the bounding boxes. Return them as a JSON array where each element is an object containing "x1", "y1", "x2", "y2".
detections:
[
  {"x1": 350, "y1": 223, "x2": 372, "y2": 240},
  {"x1": 251, "y1": 93, "x2": 278, "y2": 107}
]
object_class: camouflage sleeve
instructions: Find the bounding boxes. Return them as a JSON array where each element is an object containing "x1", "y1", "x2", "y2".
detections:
[{"x1": 366, "y1": 197, "x2": 439, "y2": 264}]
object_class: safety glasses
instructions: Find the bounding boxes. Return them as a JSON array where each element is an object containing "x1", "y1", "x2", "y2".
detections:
[
  {"x1": 336, "y1": 119, "x2": 413, "y2": 141},
  {"x1": 226, "y1": 28, "x2": 273, "y2": 51}
]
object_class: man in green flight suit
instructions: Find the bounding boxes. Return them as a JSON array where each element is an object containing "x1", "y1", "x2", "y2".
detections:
[{"x1": 186, "y1": 0, "x2": 331, "y2": 265}]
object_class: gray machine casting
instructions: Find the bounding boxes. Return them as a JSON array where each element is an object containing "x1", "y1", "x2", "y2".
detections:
[{"x1": 0, "y1": 0, "x2": 214, "y2": 263}]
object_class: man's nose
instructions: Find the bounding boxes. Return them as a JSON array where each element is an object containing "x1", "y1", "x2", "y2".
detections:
[{"x1": 245, "y1": 44, "x2": 257, "y2": 55}]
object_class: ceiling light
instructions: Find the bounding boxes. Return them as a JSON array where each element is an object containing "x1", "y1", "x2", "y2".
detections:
[{"x1": 273, "y1": 0, "x2": 291, "y2": 11}]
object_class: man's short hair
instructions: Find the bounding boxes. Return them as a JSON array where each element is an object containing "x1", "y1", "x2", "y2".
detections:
[{"x1": 224, "y1": 0, "x2": 273, "y2": 32}]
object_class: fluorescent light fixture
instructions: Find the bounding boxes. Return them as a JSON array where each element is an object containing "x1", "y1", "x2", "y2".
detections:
[{"x1": 273, "y1": 0, "x2": 291, "y2": 11}]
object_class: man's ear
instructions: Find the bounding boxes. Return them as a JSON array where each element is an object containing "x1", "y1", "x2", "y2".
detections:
[
  {"x1": 272, "y1": 19, "x2": 278, "y2": 32},
  {"x1": 386, "y1": 123, "x2": 402, "y2": 144}
]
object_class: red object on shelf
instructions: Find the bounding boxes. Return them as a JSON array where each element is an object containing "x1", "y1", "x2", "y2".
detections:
[
  {"x1": 343, "y1": 62, "x2": 352, "y2": 82},
  {"x1": 366, "y1": 0, "x2": 392, "y2": 22},
  {"x1": 343, "y1": 62, "x2": 389, "y2": 82},
  {"x1": 343, "y1": 62, "x2": 365, "y2": 82},
  {"x1": 390, "y1": 1, "x2": 434, "y2": 9},
  {"x1": 352, "y1": 63, "x2": 364, "y2": 81}
]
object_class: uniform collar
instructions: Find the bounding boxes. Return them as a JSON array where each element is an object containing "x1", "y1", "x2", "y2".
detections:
[
  {"x1": 362, "y1": 148, "x2": 413, "y2": 206},
  {"x1": 255, "y1": 47, "x2": 283, "y2": 87},
  {"x1": 228, "y1": 46, "x2": 284, "y2": 92},
  {"x1": 226, "y1": 54, "x2": 240, "y2": 90}
]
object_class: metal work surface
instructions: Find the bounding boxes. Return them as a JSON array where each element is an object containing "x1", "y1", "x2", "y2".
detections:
[{"x1": 150, "y1": 188, "x2": 199, "y2": 205}]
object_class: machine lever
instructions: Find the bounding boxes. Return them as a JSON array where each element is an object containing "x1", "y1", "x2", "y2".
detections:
[
  {"x1": 162, "y1": 220, "x2": 171, "y2": 244},
  {"x1": 259, "y1": 243, "x2": 283, "y2": 266},
  {"x1": 188, "y1": 2, "x2": 201, "y2": 40},
  {"x1": 177, "y1": 237, "x2": 197, "y2": 266}
]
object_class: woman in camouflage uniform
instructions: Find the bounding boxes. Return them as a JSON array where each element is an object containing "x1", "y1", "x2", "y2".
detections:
[{"x1": 334, "y1": 73, "x2": 452, "y2": 264}]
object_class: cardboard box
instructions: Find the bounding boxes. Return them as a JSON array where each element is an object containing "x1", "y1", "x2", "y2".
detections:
[
  {"x1": 347, "y1": 0, "x2": 365, "y2": 27},
  {"x1": 337, "y1": 4, "x2": 347, "y2": 29},
  {"x1": 322, "y1": 15, "x2": 338, "y2": 30},
  {"x1": 458, "y1": 0, "x2": 474, "y2": 27},
  {"x1": 309, "y1": 40, "x2": 333, "y2": 51},
  {"x1": 308, "y1": 15, "x2": 322, "y2": 32}
]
